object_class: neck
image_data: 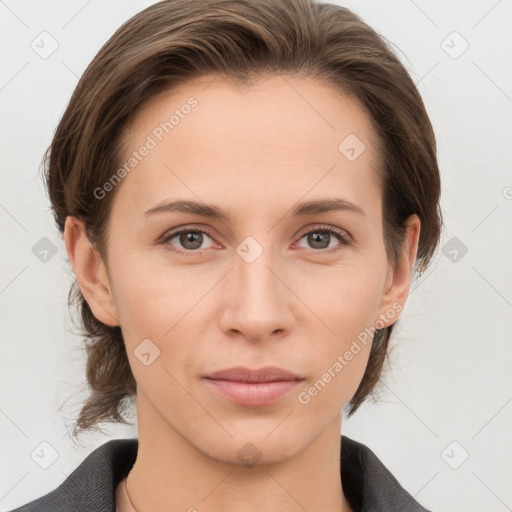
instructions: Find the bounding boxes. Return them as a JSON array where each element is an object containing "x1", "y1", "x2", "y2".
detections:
[{"x1": 118, "y1": 394, "x2": 352, "y2": 512}]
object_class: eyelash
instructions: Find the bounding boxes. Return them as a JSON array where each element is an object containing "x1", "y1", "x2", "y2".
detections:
[{"x1": 160, "y1": 224, "x2": 352, "y2": 255}]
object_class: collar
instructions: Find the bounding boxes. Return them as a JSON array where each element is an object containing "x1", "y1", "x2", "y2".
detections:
[{"x1": 7, "y1": 436, "x2": 432, "y2": 512}]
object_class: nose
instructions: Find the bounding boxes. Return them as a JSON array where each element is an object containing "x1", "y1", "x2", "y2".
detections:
[{"x1": 218, "y1": 241, "x2": 294, "y2": 343}]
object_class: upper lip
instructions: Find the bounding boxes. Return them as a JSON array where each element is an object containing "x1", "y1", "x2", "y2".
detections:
[{"x1": 205, "y1": 366, "x2": 304, "y2": 383}]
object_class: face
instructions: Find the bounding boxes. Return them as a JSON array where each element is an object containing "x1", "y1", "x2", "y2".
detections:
[{"x1": 67, "y1": 74, "x2": 419, "y2": 465}]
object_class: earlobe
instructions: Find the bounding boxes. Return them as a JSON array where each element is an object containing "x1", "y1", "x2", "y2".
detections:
[
  {"x1": 64, "y1": 216, "x2": 120, "y2": 327},
  {"x1": 377, "y1": 214, "x2": 421, "y2": 328}
]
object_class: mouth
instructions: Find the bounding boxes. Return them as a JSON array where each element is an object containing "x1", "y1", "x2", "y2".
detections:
[{"x1": 203, "y1": 366, "x2": 305, "y2": 406}]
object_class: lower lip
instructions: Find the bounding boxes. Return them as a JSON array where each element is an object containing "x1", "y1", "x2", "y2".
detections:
[{"x1": 204, "y1": 378, "x2": 304, "y2": 406}]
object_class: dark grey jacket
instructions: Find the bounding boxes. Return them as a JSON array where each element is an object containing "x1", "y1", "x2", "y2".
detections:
[{"x1": 7, "y1": 436, "x2": 433, "y2": 511}]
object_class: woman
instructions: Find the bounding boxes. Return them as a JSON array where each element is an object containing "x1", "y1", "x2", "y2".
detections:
[{"x1": 8, "y1": 0, "x2": 442, "y2": 510}]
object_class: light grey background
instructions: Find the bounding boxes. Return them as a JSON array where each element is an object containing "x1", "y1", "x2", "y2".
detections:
[{"x1": 1, "y1": 1, "x2": 511, "y2": 511}]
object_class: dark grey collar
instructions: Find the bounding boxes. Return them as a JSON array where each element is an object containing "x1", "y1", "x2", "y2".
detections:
[
  {"x1": 340, "y1": 436, "x2": 433, "y2": 511},
  {"x1": 7, "y1": 436, "x2": 432, "y2": 512}
]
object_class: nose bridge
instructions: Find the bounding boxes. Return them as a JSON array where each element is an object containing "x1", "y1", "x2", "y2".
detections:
[
  {"x1": 235, "y1": 232, "x2": 282, "y2": 305},
  {"x1": 222, "y1": 231, "x2": 291, "y2": 338}
]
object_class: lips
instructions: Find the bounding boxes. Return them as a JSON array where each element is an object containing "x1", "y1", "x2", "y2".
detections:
[
  {"x1": 205, "y1": 366, "x2": 303, "y2": 383},
  {"x1": 203, "y1": 366, "x2": 305, "y2": 406}
]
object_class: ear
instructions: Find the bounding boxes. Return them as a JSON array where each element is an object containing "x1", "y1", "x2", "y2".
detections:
[
  {"x1": 64, "y1": 216, "x2": 119, "y2": 327},
  {"x1": 376, "y1": 214, "x2": 421, "y2": 327}
]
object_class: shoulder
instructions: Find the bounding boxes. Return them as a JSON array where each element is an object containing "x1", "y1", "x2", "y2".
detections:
[
  {"x1": 6, "y1": 436, "x2": 433, "y2": 512},
  {"x1": 5, "y1": 438, "x2": 138, "y2": 512},
  {"x1": 341, "y1": 435, "x2": 434, "y2": 512}
]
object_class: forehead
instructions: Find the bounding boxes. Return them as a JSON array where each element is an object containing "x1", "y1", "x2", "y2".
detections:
[{"x1": 112, "y1": 74, "x2": 383, "y2": 224}]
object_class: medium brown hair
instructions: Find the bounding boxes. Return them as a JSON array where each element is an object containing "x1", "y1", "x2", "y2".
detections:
[{"x1": 44, "y1": 0, "x2": 443, "y2": 439}]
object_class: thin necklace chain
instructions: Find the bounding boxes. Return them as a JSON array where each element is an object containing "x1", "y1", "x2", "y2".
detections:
[{"x1": 124, "y1": 475, "x2": 140, "y2": 512}]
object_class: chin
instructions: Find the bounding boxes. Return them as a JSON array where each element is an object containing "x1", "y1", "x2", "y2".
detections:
[{"x1": 189, "y1": 424, "x2": 310, "y2": 467}]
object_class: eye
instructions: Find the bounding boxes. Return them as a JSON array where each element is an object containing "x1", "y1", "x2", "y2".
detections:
[
  {"x1": 296, "y1": 225, "x2": 351, "y2": 253},
  {"x1": 161, "y1": 226, "x2": 216, "y2": 254},
  {"x1": 160, "y1": 224, "x2": 351, "y2": 255}
]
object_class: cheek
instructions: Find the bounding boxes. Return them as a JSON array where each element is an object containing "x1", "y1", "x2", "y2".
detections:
[
  {"x1": 109, "y1": 257, "x2": 214, "y2": 368},
  {"x1": 297, "y1": 267, "x2": 383, "y2": 400},
  {"x1": 110, "y1": 267, "x2": 201, "y2": 398},
  {"x1": 298, "y1": 260, "x2": 385, "y2": 337},
  {"x1": 109, "y1": 249, "x2": 201, "y2": 325}
]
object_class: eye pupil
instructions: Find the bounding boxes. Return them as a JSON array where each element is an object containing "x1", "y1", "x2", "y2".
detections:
[
  {"x1": 308, "y1": 231, "x2": 330, "y2": 249},
  {"x1": 180, "y1": 231, "x2": 203, "y2": 250}
]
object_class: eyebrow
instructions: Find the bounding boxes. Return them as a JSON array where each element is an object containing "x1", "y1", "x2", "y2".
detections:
[{"x1": 143, "y1": 198, "x2": 366, "y2": 220}]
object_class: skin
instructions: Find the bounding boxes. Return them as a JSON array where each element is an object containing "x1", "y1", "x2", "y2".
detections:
[{"x1": 65, "y1": 74, "x2": 420, "y2": 512}]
